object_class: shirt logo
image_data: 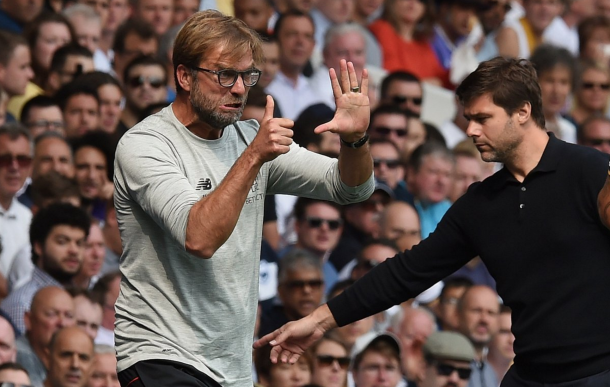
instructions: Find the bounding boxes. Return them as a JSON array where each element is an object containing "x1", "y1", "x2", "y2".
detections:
[{"x1": 196, "y1": 178, "x2": 212, "y2": 190}]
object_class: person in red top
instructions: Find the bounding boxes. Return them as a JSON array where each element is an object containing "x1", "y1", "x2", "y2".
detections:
[{"x1": 369, "y1": 0, "x2": 449, "y2": 87}]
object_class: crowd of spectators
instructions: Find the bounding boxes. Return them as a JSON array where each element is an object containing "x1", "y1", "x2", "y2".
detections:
[{"x1": 0, "y1": 0, "x2": 608, "y2": 386}]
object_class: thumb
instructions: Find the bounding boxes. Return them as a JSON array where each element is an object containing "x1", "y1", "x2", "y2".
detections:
[
  {"x1": 314, "y1": 121, "x2": 336, "y2": 134},
  {"x1": 264, "y1": 95, "x2": 275, "y2": 121}
]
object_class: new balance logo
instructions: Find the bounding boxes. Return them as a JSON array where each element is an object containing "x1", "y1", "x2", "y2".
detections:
[{"x1": 196, "y1": 178, "x2": 212, "y2": 190}]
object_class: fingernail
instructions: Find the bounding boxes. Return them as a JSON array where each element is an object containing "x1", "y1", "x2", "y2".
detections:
[{"x1": 270, "y1": 340, "x2": 276, "y2": 345}]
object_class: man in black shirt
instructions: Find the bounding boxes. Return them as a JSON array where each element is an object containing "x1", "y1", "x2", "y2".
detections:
[{"x1": 255, "y1": 57, "x2": 610, "y2": 386}]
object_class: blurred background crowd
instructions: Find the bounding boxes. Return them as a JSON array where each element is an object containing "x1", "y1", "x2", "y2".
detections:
[{"x1": 0, "y1": 0, "x2": 608, "y2": 386}]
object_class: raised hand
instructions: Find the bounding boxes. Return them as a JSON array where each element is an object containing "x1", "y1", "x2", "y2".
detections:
[
  {"x1": 249, "y1": 95, "x2": 294, "y2": 164},
  {"x1": 315, "y1": 60, "x2": 370, "y2": 143}
]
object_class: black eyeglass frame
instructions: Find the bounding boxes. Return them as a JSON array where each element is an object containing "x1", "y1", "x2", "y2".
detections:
[{"x1": 192, "y1": 67, "x2": 262, "y2": 88}]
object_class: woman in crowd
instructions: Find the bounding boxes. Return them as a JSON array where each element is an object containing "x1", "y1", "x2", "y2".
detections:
[
  {"x1": 568, "y1": 60, "x2": 610, "y2": 126},
  {"x1": 309, "y1": 336, "x2": 349, "y2": 387}
]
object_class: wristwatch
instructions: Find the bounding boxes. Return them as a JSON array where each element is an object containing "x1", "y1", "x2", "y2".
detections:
[{"x1": 340, "y1": 133, "x2": 369, "y2": 148}]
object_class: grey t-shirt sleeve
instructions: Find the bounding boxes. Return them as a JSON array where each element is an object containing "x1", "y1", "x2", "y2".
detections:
[{"x1": 114, "y1": 130, "x2": 200, "y2": 248}]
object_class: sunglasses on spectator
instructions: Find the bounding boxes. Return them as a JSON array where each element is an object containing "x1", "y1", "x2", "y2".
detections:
[
  {"x1": 283, "y1": 279, "x2": 324, "y2": 290},
  {"x1": 391, "y1": 95, "x2": 422, "y2": 106},
  {"x1": 317, "y1": 355, "x2": 351, "y2": 369},
  {"x1": 373, "y1": 158, "x2": 401, "y2": 169},
  {"x1": 582, "y1": 82, "x2": 610, "y2": 90},
  {"x1": 585, "y1": 138, "x2": 610, "y2": 146},
  {"x1": 436, "y1": 363, "x2": 472, "y2": 379},
  {"x1": 0, "y1": 154, "x2": 33, "y2": 169},
  {"x1": 26, "y1": 120, "x2": 64, "y2": 131},
  {"x1": 305, "y1": 217, "x2": 343, "y2": 230},
  {"x1": 128, "y1": 75, "x2": 165, "y2": 89},
  {"x1": 374, "y1": 127, "x2": 408, "y2": 137}
]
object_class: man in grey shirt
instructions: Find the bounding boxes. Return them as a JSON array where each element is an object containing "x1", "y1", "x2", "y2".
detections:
[{"x1": 114, "y1": 10, "x2": 374, "y2": 387}]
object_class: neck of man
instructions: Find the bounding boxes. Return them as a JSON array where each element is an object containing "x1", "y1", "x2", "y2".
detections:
[
  {"x1": 0, "y1": 194, "x2": 12, "y2": 211},
  {"x1": 100, "y1": 29, "x2": 115, "y2": 53},
  {"x1": 294, "y1": 242, "x2": 326, "y2": 260},
  {"x1": 504, "y1": 125, "x2": 550, "y2": 183},
  {"x1": 171, "y1": 94, "x2": 224, "y2": 140},
  {"x1": 279, "y1": 64, "x2": 303, "y2": 85},
  {"x1": 27, "y1": 332, "x2": 50, "y2": 369},
  {"x1": 487, "y1": 351, "x2": 512, "y2": 381}
]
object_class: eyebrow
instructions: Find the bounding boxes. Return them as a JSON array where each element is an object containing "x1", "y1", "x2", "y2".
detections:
[{"x1": 463, "y1": 112, "x2": 492, "y2": 121}]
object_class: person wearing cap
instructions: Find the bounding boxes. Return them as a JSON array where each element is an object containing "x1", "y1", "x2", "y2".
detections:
[
  {"x1": 420, "y1": 331, "x2": 475, "y2": 387},
  {"x1": 351, "y1": 333, "x2": 402, "y2": 387}
]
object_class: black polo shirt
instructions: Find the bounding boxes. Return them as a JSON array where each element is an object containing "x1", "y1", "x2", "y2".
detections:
[{"x1": 328, "y1": 134, "x2": 610, "y2": 383}]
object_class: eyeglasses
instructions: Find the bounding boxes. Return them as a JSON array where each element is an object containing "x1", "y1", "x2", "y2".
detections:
[
  {"x1": 317, "y1": 355, "x2": 351, "y2": 370},
  {"x1": 391, "y1": 95, "x2": 423, "y2": 106},
  {"x1": 128, "y1": 75, "x2": 165, "y2": 89},
  {"x1": 0, "y1": 383, "x2": 34, "y2": 387},
  {"x1": 373, "y1": 158, "x2": 401, "y2": 169},
  {"x1": 193, "y1": 67, "x2": 261, "y2": 88},
  {"x1": 283, "y1": 279, "x2": 324, "y2": 290},
  {"x1": 373, "y1": 126, "x2": 408, "y2": 137},
  {"x1": 0, "y1": 154, "x2": 33, "y2": 169},
  {"x1": 582, "y1": 82, "x2": 610, "y2": 91},
  {"x1": 585, "y1": 138, "x2": 610, "y2": 146},
  {"x1": 436, "y1": 363, "x2": 472, "y2": 380},
  {"x1": 26, "y1": 120, "x2": 64, "y2": 131},
  {"x1": 305, "y1": 217, "x2": 343, "y2": 230}
]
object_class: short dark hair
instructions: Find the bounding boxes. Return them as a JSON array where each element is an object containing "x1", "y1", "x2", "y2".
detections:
[
  {"x1": 293, "y1": 104, "x2": 336, "y2": 150},
  {"x1": 112, "y1": 19, "x2": 157, "y2": 54},
  {"x1": 123, "y1": 55, "x2": 168, "y2": 87},
  {"x1": 49, "y1": 43, "x2": 93, "y2": 74},
  {"x1": 578, "y1": 112, "x2": 610, "y2": 143},
  {"x1": 66, "y1": 287, "x2": 104, "y2": 307},
  {"x1": 31, "y1": 171, "x2": 80, "y2": 208},
  {"x1": 30, "y1": 203, "x2": 91, "y2": 264},
  {"x1": 21, "y1": 95, "x2": 61, "y2": 123},
  {"x1": 55, "y1": 78, "x2": 100, "y2": 111},
  {"x1": 530, "y1": 44, "x2": 576, "y2": 90},
  {"x1": 408, "y1": 141, "x2": 453, "y2": 171},
  {"x1": 91, "y1": 270, "x2": 121, "y2": 302},
  {"x1": 71, "y1": 130, "x2": 117, "y2": 181},
  {"x1": 456, "y1": 57, "x2": 545, "y2": 129},
  {"x1": 273, "y1": 9, "x2": 315, "y2": 40},
  {"x1": 293, "y1": 198, "x2": 343, "y2": 222},
  {"x1": 369, "y1": 104, "x2": 409, "y2": 130},
  {"x1": 578, "y1": 15, "x2": 610, "y2": 57},
  {"x1": 352, "y1": 337, "x2": 400, "y2": 371},
  {"x1": 439, "y1": 276, "x2": 473, "y2": 302},
  {"x1": 0, "y1": 31, "x2": 27, "y2": 67},
  {"x1": 369, "y1": 138, "x2": 401, "y2": 155},
  {"x1": 329, "y1": 279, "x2": 354, "y2": 298},
  {"x1": 0, "y1": 362, "x2": 29, "y2": 375},
  {"x1": 380, "y1": 71, "x2": 421, "y2": 99},
  {"x1": 76, "y1": 70, "x2": 122, "y2": 91}
]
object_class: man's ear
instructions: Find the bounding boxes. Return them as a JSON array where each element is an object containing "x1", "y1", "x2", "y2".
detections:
[
  {"x1": 516, "y1": 101, "x2": 532, "y2": 125},
  {"x1": 176, "y1": 64, "x2": 193, "y2": 92}
]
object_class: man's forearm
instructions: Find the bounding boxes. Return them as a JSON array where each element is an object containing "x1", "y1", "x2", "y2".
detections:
[
  {"x1": 337, "y1": 141, "x2": 373, "y2": 187},
  {"x1": 185, "y1": 149, "x2": 263, "y2": 258}
]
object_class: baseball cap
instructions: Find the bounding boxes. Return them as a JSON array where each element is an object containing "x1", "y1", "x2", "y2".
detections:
[
  {"x1": 351, "y1": 331, "x2": 402, "y2": 360},
  {"x1": 423, "y1": 331, "x2": 476, "y2": 362}
]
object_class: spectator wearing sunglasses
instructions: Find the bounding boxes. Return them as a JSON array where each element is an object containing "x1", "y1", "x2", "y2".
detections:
[
  {"x1": 0, "y1": 124, "x2": 32, "y2": 299},
  {"x1": 578, "y1": 113, "x2": 610, "y2": 154},
  {"x1": 420, "y1": 331, "x2": 475, "y2": 387},
  {"x1": 119, "y1": 55, "x2": 167, "y2": 131},
  {"x1": 369, "y1": 105, "x2": 410, "y2": 154},
  {"x1": 351, "y1": 333, "x2": 402, "y2": 387},
  {"x1": 569, "y1": 60, "x2": 610, "y2": 127},
  {"x1": 369, "y1": 139, "x2": 412, "y2": 204},
  {"x1": 0, "y1": 362, "x2": 32, "y2": 387},
  {"x1": 308, "y1": 335, "x2": 349, "y2": 387},
  {"x1": 379, "y1": 72, "x2": 423, "y2": 116}
]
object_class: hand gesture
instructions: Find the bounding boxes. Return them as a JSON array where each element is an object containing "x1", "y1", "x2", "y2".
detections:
[
  {"x1": 316, "y1": 60, "x2": 370, "y2": 143},
  {"x1": 250, "y1": 95, "x2": 294, "y2": 164}
]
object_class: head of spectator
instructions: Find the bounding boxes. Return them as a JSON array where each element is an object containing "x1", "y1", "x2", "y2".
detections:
[
  {"x1": 344, "y1": 181, "x2": 394, "y2": 239},
  {"x1": 326, "y1": 280, "x2": 375, "y2": 351},
  {"x1": 33, "y1": 133, "x2": 75, "y2": 180},
  {"x1": 377, "y1": 202, "x2": 421, "y2": 250},
  {"x1": 487, "y1": 305, "x2": 514, "y2": 381},
  {"x1": 436, "y1": 0, "x2": 479, "y2": 44},
  {"x1": 44, "y1": 326, "x2": 94, "y2": 387},
  {"x1": 317, "y1": 0, "x2": 354, "y2": 26},
  {"x1": 0, "y1": 32, "x2": 34, "y2": 99},
  {"x1": 294, "y1": 198, "x2": 343, "y2": 258},
  {"x1": 351, "y1": 333, "x2": 402, "y2": 387},
  {"x1": 449, "y1": 141, "x2": 483, "y2": 202},
  {"x1": 234, "y1": 0, "x2": 274, "y2": 32},
  {"x1": 91, "y1": 271, "x2": 121, "y2": 332},
  {"x1": 380, "y1": 0, "x2": 435, "y2": 44},
  {"x1": 370, "y1": 138, "x2": 403, "y2": 190},
  {"x1": 457, "y1": 285, "x2": 500, "y2": 360},
  {"x1": 76, "y1": 71, "x2": 124, "y2": 135},
  {"x1": 434, "y1": 277, "x2": 473, "y2": 332},
  {"x1": 407, "y1": 142, "x2": 454, "y2": 205},
  {"x1": 522, "y1": 0, "x2": 562, "y2": 37},
  {"x1": 578, "y1": 113, "x2": 610, "y2": 153},
  {"x1": 0, "y1": 124, "x2": 32, "y2": 211},
  {"x1": 22, "y1": 96, "x2": 65, "y2": 139},
  {"x1": 255, "y1": 343, "x2": 313, "y2": 387},
  {"x1": 24, "y1": 286, "x2": 76, "y2": 365},
  {"x1": 323, "y1": 23, "x2": 367, "y2": 85},
  {"x1": 389, "y1": 306, "x2": 437, "y2": 385},
  {"x1": 420, "y1": 331, "x2": 475, "y2": 387},
  {"x1": 31, "y1": 171, "x2": 81, "y2": 212},
  {"x1": 0, "y1": 0, "x2": 44, "y2": 29},
  {"x1": 277, "y1": 249, "x2": 324, "y2": 321},
  {"x1": 131, "y1": 0, "x2": 173, "y2": 36},
  {"x1": 352, "y1": 0, "x2": 383, "y2": 25},
  {"x1": 0, "y1": 363, "x2": 31, "y2": 387},
  {"x1": 404, "y1": 114, "x2": 427, "y2": 159},
  {"x1": 578, "y1": 15, "x2": 610, "y2": 65},
  {"x1": 257, "y1": 33, "x2": 280, "y2": 89},
  {"x1": 0, "y1": 317, "x2": 16, "y2": 364},
  {"x1": 87, "y1": 344, "x2": 119, "y2": 387},
  {"x1": 68, "y1": 288, "x2": 103, "y2": 340},
  {"x1": 105, "y1": 0, "x2": 130, "y2": 35},
  {"x1": 309, "y1": 335, "x2": 349, "y2": 387},
  {"x1": 350, "y1": 239, "x2": 399, "y2": 280},
  {"x1": 76, "y1": 0, "x2": 110, "y2": 27},
  {"x1": 369, "y1": 105, "x2": 409, "y2": 152},
  {"x1": 380, "y1": 72, "x2": 423, "y2": 116},
  {"x1": 476, "y1": 0, "x2": 511, "y2": 35},
  {"x1": 572, "y1": 60, "x2": 610, "y2": 125},
  {"x1": 56, "y1": 80, "x2": 100, "y2": 139},
  {"x1": 63, "y1": 4, "x2": 102, "y2": 56},
  {"x1": 293, "y1": 104, "x2": 341, "y2": 157},
  {"x1": 71, "y1": 131, "x2": 114, "y2": 203},
  {"x1": 112, "y1": 19, "x2": 159, "y2": 84},
  {"x1": 121, "y1": 55, "x2": 167, "y2": 129},
  {"x1": 24, "y1": 12, "x2": 75, "y2": 87},
  {"x1": 274, "y1": 10, "x2": 316, "y2": 81},
  {"x1": 47, "y1": 43, "x2": 95, "y2": 95},
  {"x1": 241, "y1": 85, "x2": 267, "y2": 123},
  {"x1": 73, "y1": 220, "x2": 105, "y2": 289},
  {"x1": 172, "y1": 0, "x2": 198, "y2": 26}
]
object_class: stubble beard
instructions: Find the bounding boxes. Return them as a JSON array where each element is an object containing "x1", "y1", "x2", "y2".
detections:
[
  {"x1": 190, "y1": 76, "x2": 245, "y2": 130},
  {"x1": 480, "y1": 118, "x2": 521, "y2": 163}
]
